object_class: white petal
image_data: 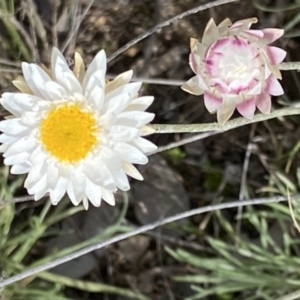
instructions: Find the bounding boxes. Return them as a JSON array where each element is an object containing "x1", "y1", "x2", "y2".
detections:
[
  {"x1": 26, "y1": 173, "x2": 48, "y2": 199},
  {"x1": 132, "y1": 137, "x2": 157, "y2": 153},
  {"x1": 217, "y1": 97, "x2": 236, "y2": 125},
  {"x1": 47, "y1": 162, "x2": 59, "y2": 189},
  {"x1": 116, "y1": 111, "x2": 155, "y2": 127},
  {"x1": 105, "y1": 82, "x2": 142, "y2": 102},
  {"x1": 236, "y1": 97, "x2": 256, "y2": 119},
  {"x1": 21, "y1": 111, "x2": 43, "y2": 126},
  {"x1": 103, "y1": 93, "x2": 131, "y2": 114},
  {"x1": 202, "y1": 19, "x2": 220, "y2": 46},
  {"x1": 114, "y1": 142, "x2": 148, "y2": 164},
  {"x1": 11, "y1": 162, "x2": 31, "y2": 174},
  {"x1": 12, "y1": 80, "x2": 33, "y2": 94},
  {"x1": 105, "y1": 70, "x2": 133, "y2": 94},
  {"x1": 256, "y1": 92, "x2": 271, "y2": 114},
  {"x1": 109, "y1": 125, "x2": 139, "y2": 142},
  {"x1": 84, "y1": 70, "x2": 106, "y2": 100},
  {"x1": 125, "y1": 96, "x2": 154, "y2": 111},
  {"x1": 44, "y1": 81, "x2": 68, "y2": 100},
  {"x1": 1, "y1": 93, "x2": 42, "y2": 116},
  {"x1": 34, "y1": 178, "x2": 49, "y2": 200},
  {"x1": 264, "y1": 62, "x2": 272, "y2": 79},
  {"x1": 113, "y1": 169, "x2": 130, "y2": 191},
  {"x1": 82, "y1": 159, "x2": 103, "y2": 183},
  {"x1": 204, "y1": 91, "x2": 222, "y2": 113},
  {"x1": 22, "y1": 62, "x2": 47, "y2": 98},
  {"x1": 0, "y1": 144, "x2": 9, "y2": 153},
  {"x1": 24, "y1": 162, "x2": 47, "y2": 189},
  {"x1": 85, "y1": 178, "x2": 102, "y2": 207},
  {"x1": 0, "y1": 118, "x2": 30, "y2": 135},
  {"x1": 139, "y1": 125, "x2": 156, "y2": 136},
  {"x1": 98, "y1": 112, "x2": 117, "y2": 129},
  {"x1": 100, "y1": 146, "x2": 122, "y2": 169},
  {"x1": 122, "y1": 161, "x2": 143, "y2": 181},
  {"x1": 51, "y1": 47, "x2": 82, "y2": 94},
  {"x1": 0, "y1": 133, "x2": 19, "y2": 144},
  {"x1": 181, "y1": 75, "x2": 205, "y2": 95},
  {"x1": 67, "y1": 169, "x2": 85, "y2": 205},
  {"x1": 248, "y1": 82, "x2": 262, "y2": 95},
  {"x1": 88, "y1": 85, "x2": 104, "y2": 110},
  {"x1": 74, "y1": 52, "x2": 86, "y2": 83},
  {"x1": 30, "y1": 146, "x2": 48, "y2": 165},
  {"x1": 101, "y1": 188, "x2": 115, "y2": 206},
  {"x1": 50, "y1": 177, "x2": 69, "y2": 205},
  {"x1": 4, "y1": 136, "x2": 36, "y2": 156},
  {"x1": 266, "y1": 75, "x2": 284, "y2": 96},
  {"x1": 0, "y1": 98, "x2": 20, "y2": 116},
  {"x1": 4, "y1": 152, "x2": 31, "y2": 165},
  {"x1": 26, "y1": 63, "x2": 57, "y2": 100},
  {"x1": 218, "y1": 18, "x2": 232, "y2": 30},
  {"x1": 83, "y1": 197, "x2": 89, "y2": 210},
  {"x1": 84, "y1": 156, "x2": 116, "y2": 190},
  {"x1": 67, "y1": 185, "x2": 82, "y2": 206},
  {"x1": 83, "y1": 50, "x2": 106, "y2": 93}
]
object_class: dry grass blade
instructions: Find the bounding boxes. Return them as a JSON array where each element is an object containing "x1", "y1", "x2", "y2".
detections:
[
  {"x1": 236, "y1": 124, "x2": 256, "y2": 236},
  {"x1": 288, "y1": 189, "x2": 300, "y2": 233},
  {"x1": 61, "y1": 0, "x2": 94, "y2": 54}
]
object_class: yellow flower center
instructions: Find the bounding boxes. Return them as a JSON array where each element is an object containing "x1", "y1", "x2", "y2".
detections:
[{"x1": 40, "y1": 104, "x2": 98, "y2": 163}]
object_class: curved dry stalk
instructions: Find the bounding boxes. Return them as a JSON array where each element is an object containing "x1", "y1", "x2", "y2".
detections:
[
  {"x1": 150, "y1": 106, "x2": 300, "y2": 133},
  {"x1": 107, "y1": 0, "x2": 240, "y2": 63},
  {"x1": 0, "y1": 194, "x2": 297, "y2": 289}
]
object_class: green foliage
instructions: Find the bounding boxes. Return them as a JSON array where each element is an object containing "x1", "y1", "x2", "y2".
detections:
[
  {"x1": 0, "y1": 180, "x2": 148, "y2": 300},
  {"x1": 164, "y1": 147, "x2": 185, "y2": 165},
  {"x1": 166, "y1": 200, "x2": 300, "y2": 300}
]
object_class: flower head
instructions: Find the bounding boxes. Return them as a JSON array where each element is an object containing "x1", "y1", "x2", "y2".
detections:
[
  {"x1": 0, "y1": 48, "x2": 157, "y2": 209},
  {"x1": 182, "y1": 18, "x2": 286, "y2": 124}
]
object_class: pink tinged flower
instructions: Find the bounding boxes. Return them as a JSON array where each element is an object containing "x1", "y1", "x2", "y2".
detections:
[{"x1": 181, "y1": 18, "x2": 286, "y2": 125}]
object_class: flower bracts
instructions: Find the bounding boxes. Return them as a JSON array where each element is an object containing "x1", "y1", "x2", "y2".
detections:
[
  {"x1": 0, "y1": 48, "x2": 157, "y2": 208},
  {"x1": 182, "y1": 18, "x2": 286, "y2": 124}
]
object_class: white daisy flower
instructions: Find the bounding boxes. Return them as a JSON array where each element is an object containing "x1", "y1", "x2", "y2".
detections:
[{"x1": 0, "y1": 48, "x2": 157, "y2": 209}]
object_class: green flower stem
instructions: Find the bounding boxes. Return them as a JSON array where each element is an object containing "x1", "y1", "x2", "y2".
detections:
[
  {"x1": 150, "y1": 106, "x2": 300, "y2": 134},
  {"x1": 279, "y1": 62, "x2": 300, "y2": 71}
]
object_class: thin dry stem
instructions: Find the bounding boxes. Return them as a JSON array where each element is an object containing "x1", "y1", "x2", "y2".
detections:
[
  {"x1": 150, "y1": 131, "x2": 219, "y2": 155},
  {"x1": 106, "y1": 74, "x2": 185, "y2": 86},
  {"x1": 107, "y1": 0, "x2": 240, "y2": 63},
  {"x1": 0, "y1": 194, "x2": 297, "y2": 289}
]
